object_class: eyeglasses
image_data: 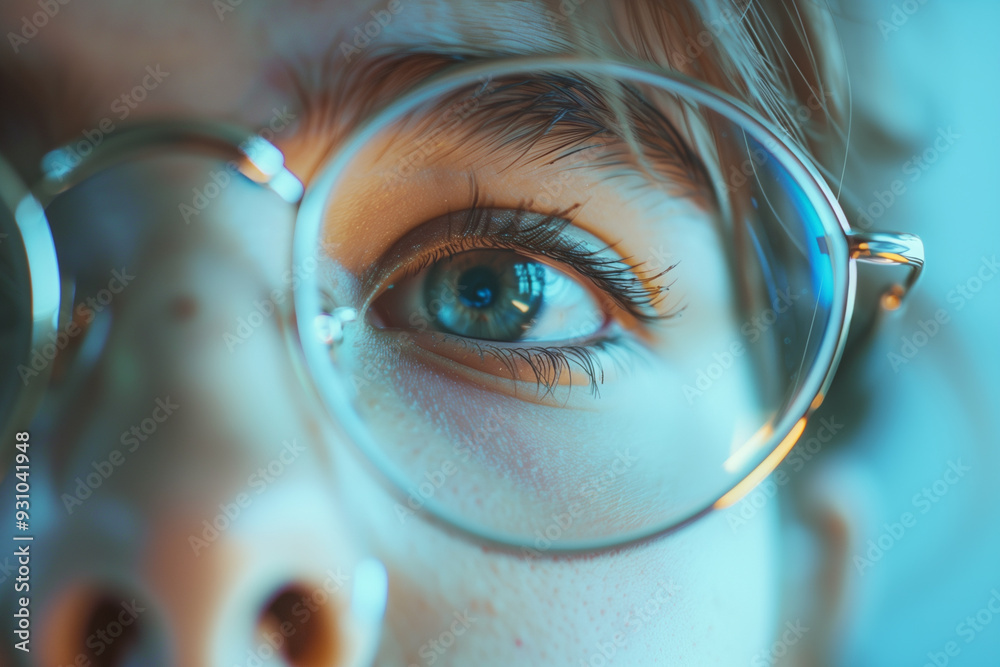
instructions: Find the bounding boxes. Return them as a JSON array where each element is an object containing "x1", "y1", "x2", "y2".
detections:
[{"x1": 1, "y1": 57, "x2": 923, "y2": 555}]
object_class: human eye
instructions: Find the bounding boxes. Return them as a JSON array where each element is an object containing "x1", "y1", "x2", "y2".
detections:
[
  {"x1": 294, "y1": 59, "x2": 755, "y2": 412},
  {"x1": 367, "y1": 200, "x2": 673, "y2": 396},
  {"x1": 300, "y1": 65, "x2": 745, "y2": 415}
]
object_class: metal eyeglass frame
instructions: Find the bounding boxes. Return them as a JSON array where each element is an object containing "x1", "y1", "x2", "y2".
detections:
[{"x1": 3, "y1": 56, "x2": 924, "y2": 554}]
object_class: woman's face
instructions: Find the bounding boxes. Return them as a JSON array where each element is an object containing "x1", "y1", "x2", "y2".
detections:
[{"x1": 4, "y1": 1, "x2": 788, "y2": 665}]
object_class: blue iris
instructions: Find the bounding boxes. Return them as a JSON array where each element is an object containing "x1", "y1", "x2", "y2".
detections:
[{"x1": 424, "y1": 250, "x2": 545, "y2": 341}]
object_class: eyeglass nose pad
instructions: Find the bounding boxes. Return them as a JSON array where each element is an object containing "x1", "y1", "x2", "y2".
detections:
[
  {"x1": 847, "y1": 230, "x2": 925, "y2": 309},
  {"x1": 315, "y1": 307, "x2": 359, "y2": 348}
]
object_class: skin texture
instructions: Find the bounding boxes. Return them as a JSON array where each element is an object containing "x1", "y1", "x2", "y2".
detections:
[{"x1": 0, "y1": 1, "x2": 795, "y2": 665}]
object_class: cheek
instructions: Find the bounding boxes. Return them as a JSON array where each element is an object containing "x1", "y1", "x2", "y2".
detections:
[
  {"x1": 604, "y1": 507, "x2": 782, "y2": 662},
  {"x1": 511, "y1": 507, "x2": 782, "y2": 665},
  {"x1": 342, "y1": 432, "x2": 781, "y2": 666}
]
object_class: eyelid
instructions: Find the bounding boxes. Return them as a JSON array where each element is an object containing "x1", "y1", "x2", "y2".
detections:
[{"x1": 361, "y1": 202, "x2": 675, "y2": 326}]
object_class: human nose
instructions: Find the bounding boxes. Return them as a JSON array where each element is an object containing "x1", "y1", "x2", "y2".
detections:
[{"x1": 18, "y1": 155, "x2": 387, "y2": 667}]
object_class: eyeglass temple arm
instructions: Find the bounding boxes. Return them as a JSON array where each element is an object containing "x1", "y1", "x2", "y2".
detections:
[{"x1": 847, "y1": 230, "x2": 925, "y2": 310}]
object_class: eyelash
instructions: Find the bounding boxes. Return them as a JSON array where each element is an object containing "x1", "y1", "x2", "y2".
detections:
[
  {"x1": 394, "y1": 185, "x2": 678, "y2": 324},
  {"x1": 382, "y1": 186, "x2": 677, "y2": 396},
  {"x1": 451, "y1": 336, "x2": 642, "y2": 399}
]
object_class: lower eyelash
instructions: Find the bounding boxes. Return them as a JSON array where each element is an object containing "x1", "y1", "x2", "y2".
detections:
[{"x1": 449, "y1": 334, "x2": 635, "y2": 399}]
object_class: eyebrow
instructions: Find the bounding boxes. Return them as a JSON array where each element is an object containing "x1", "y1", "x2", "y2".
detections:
[{"x1": 288, "y1": 51, "x2": 715, "y2": 204}]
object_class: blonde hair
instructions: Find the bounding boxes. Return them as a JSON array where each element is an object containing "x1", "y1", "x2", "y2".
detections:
[{"x1": 544, "y1": 0, "x2": 849, "y2": 198}]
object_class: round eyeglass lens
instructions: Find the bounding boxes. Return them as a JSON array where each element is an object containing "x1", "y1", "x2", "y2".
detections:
[
  {"x1": 0, "y1": 154, "x2": 60, "y2": 440},
  {"x1": 294, "y1": 59, "x2": 851, "y2": 551}
]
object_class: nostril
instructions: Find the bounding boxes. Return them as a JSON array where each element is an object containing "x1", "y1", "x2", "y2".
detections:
[
  {"x1": 47, "y1": 588, "x2": 149, "y2": 667},
  {"x1": 81, "y1": 595, "x2": 143, "y2": 667},
  {"x1": 257, "y1": 584, "x2": 338, "y2": 667}
]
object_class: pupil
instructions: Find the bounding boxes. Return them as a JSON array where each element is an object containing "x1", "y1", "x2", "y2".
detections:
[{"x1": 457, "y1": 267, "x2": 499, "y2": 309}]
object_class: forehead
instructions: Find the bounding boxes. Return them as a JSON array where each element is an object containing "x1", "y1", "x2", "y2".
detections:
[{"x1": 0, "y1": 0, "x2": 577, "y2": 132}]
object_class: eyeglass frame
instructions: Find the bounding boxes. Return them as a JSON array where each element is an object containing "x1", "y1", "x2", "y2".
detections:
[{"x1": 2, "y1": 56, "x2": 924, "y2": 555}]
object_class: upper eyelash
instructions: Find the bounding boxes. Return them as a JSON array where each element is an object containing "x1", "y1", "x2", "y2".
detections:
[
  {"x1": 393, "y1": 199, "x2": 672, "y2": 397},
  {"x1": 396, "y1": 185, "x2": 680, "y2": 325},
  {"x1": 374, "y1": 182, "x2": 677, "y2": 395}
]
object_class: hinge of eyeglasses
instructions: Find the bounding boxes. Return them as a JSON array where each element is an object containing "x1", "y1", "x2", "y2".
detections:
[{"x1": 847, "y1": 231, "x2": 925, "y2": 310}]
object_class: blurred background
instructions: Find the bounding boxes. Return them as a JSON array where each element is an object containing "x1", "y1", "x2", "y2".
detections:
[{"x1": 814, "y1": 0, "x2": 1000, "y2": 664}]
